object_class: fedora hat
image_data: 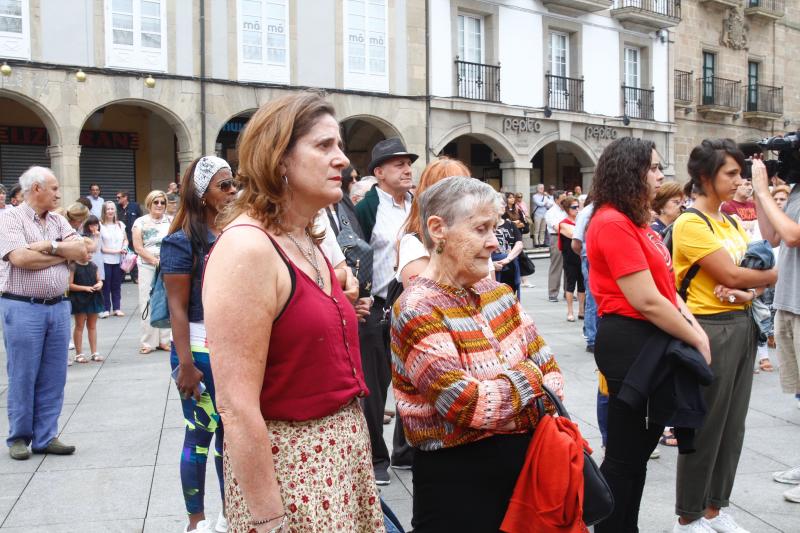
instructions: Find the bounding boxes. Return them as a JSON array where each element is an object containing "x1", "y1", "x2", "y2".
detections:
[{"x1": 367, "y1": 137, "x2": 418, "y2": 175}]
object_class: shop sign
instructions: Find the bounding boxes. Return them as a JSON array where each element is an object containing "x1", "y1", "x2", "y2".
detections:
[
  {"x1": 585, "y1": 126, "x2": 618, "y2": 141},
  {"x1": 0, "y1": 126, "x2": 49, "y2": 146},
  {"x1": 503, "y1": 117, "x2": 541, "y2": 134},
  {"x1": 220, "y1": 119, "x2": 249, "y2": 134},
  {"x1": 80, "y1": 131, "x2": 140, "y2": 150}
]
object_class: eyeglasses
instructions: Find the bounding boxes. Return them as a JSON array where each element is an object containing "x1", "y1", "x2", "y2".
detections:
[
  {"x1": 217, "y1": 178, "x2": 241, "y2": 192},
  {"x1": 152, "y1": 200, "x2": 166, "y2": 206},
  {"x1": 115, "y1": 196, "x2": 123, "y2": 200},
  {"x1": 569, "y1": 205, "x2": 579, "y2": 210}
]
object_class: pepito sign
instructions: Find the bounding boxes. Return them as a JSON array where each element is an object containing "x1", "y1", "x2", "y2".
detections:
[
  {"x1": 585, "y1": 125, "x2": 618, "y2": 141},
  {"x1": 503, "y1": 117, "x2": 541, "y2": 134}
]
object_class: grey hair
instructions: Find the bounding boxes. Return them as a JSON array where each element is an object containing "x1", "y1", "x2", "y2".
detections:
[
  {"x1": 417, "y1": 176, "x2": 501, "y2": 250},
  {"x1": 19, "y1": 166, "x2": 54, "y2": 194}
]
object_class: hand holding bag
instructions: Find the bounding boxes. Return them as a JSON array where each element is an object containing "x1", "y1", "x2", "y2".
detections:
[
  {"x1": 120, "y1": 248, "x2": 138, "y2": 273},
  {"x1": 335, "y1": 209, "x2": 374, "y2": 298}
]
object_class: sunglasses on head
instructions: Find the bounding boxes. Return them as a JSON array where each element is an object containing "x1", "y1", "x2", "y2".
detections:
[{"x1": 217, "y1": 178, "x2": 241, "y2": 192}]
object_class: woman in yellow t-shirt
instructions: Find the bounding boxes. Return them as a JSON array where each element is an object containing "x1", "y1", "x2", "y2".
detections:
[{"x1": 671, "y1": 139, "x2": 777, "y2": 533}]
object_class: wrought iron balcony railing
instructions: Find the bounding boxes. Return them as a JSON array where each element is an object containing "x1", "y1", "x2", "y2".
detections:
[
  {"x1": 546, "y1": 74, "x2": 584, "y2": 113},
  {"x1": 698, "y1": 76, "x2": 741, "y2": 110},
  {"x1": 613, "y1": 0, "x2": 681, "y2": 19},
  {"x1": 455, "y1": 58, "x2": 501, "y2": 102},
  {"x1": 622, "y1": 86, "x2": 655, "y2": 120},
  {"x1": 675, "y1": 70, "x2": 693, "y2": 104},
  {"x1": 746, "y1": 84, "x2": 783, "y2": 115}
]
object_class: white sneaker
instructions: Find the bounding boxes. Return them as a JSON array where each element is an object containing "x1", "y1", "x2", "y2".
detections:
[
  {"x1": 773, "y1": 465, "x2": 800, "y2": 484},
  {"x1": 99, "y1": 311, "x2": 110, "y2": 319},
  {"x1": 68, "y1": 341, "x2": 75, "y2": 350},
  {"x1": 784, "y1": 484, "x2": 800, "y2": 503},
  {"x1": 214, "y1": 512, "x2": 228, "y2": 532},
  {"x1": 703, "y1": 511, "x2": 750, "y2": 533},
  {"x1": 673, "y1": 518, "x2": 715, "y2": 532},
  {"x1": 184, "y1": 519, "x2": 213, "y2": 533}
]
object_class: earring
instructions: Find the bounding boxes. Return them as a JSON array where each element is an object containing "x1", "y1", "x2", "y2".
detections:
[
  {"x1": 201, "y1": 198, "x2": 206, "y2": 206},
  {"x1": 435, "y1": 240, "x2": 445, "y2": 254},
  {"x1": 282, "y1": 175, "x2": 288, "y2": 186}
]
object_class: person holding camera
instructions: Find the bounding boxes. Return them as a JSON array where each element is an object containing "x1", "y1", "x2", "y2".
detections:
[{"x1": 752, "y1": 157, "x2": 800, "y2": 504}]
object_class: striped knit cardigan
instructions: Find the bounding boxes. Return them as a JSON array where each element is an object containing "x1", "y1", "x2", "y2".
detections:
[{"x1": 390, "y1": 276, "x2": 561, "y2": 451}]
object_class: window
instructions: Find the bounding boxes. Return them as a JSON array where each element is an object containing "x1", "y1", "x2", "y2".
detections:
[
  {"x1": 748, "y1": 61, "x2": 759, "y2": 111},
  {"x1": 344, "y1": 0, "x2": 388, "y2": 92},
  {"x1": 105, "y1": 0, "x2": 167, "y2": 71},
  {"x1": 457, "y1": 14, "x2": 483, "y2": 64},
  {"x1": 549, "y1": 32, "x2": 568, "y2": 78},
  {"x1": 624, "y1": 47, "x2": 640, "y2": 88},
  {"x1": 702, "y1": 51, "x2": 715, "y2": 104},
  {"x1": 0, "y1": 0, "x2": 29, "y2": 59},
  {"x1": 237, "y1": 0, "x2": 289, "y2": 83}
]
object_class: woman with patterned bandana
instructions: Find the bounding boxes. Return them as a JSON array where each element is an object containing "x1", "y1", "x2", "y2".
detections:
[{"x1": 161, "y1": 156, "x2": 239, "y2": 533}]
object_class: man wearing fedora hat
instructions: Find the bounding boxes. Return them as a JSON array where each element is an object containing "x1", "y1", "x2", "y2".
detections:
[{"x1": 355, "y1": 137, "x2": 418, "y2": 485}]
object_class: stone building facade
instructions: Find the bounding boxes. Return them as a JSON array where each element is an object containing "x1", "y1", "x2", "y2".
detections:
[
  {"x1": 672, "y1": 1, "x2": 800, "y2": 182},
  {"x1": 0, "y1": 0, "x2": 427, "y2": 202}
]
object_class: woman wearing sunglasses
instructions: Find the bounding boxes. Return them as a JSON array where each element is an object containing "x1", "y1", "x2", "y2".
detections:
[
  {"x1": 132, "y1": 189, "x2": 173, "y2": 354},
  {"x1": 160, "y1": 157, "x2": 239, "y2": 533},
  {"x1": 559, "y1": 195, "x2": 585, "y2": 322}
]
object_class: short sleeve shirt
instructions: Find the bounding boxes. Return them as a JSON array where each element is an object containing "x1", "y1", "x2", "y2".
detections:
[
  {"x1": 0, "y1": 203, "x2": 79, "y2": 298},
  {"x1": 99, "y1": 222, "x2": 126, "y2": 265},
  {"x1": 495, "y1": 220, "x2": 522, "y2": 255},
  {"x1": 775, "y1": 185, "x2": 800, "y2": 313},
  {"x1": 586, "y1": 206, "x2": 677, "y2": 320},
  {"x1": 672, "y1": 210, "x2": 750, "y2": 315},
  {"x1": 132, "y1": 214, "x2": 171, "y2": 266},
  {"x1": 160, "y1": 229, "x2": 216, "y2": 324},
  {"x1": 396, "y1": 233, "x2": 428, "y2": 282},
  {"x1": 572, "y1": 203, "x2": 594, "y2": 259}
]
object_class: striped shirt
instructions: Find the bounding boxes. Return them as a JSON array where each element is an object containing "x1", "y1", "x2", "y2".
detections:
[
  {"x1": 0, "y1": 203, "x2": 78, "y2": 298},
  {"x1": 391, "y1": 276, "x2": 561, "y2": 451}
]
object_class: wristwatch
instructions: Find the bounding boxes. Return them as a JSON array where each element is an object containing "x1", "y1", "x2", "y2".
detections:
[
  {"x1": 49, "y1": 240, "x2": 59, "y2": 255},
  {"x1": 748, "y1": 288, "x2": 757, "y2": 301}
]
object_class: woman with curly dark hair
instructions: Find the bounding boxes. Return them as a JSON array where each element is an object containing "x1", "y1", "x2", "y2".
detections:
[{"x1": 586, "y1": 137, "x2": 711, "y2": 533}]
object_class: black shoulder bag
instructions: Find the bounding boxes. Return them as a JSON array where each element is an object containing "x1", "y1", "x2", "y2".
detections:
[{"x1": 334, "y1": 208, "x2": 374, "y2": 298}]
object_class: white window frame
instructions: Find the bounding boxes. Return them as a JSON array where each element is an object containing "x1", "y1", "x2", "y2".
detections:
[
  {"x1": 457, "y1": 13, "x2": 484, "y2": 64},
  {"x1": 343, "y1": 0, "x2": 388, "y2": 92},
  {"x1": 237, "y1": 0, "x2": 290, "y2": 83},
  {"x1": 0, "y1": 0, "x2": 30, "y2": 60},
  {"x1": 624, "y1": 46, "x2": 640, "y2": 88},
  {"x1": 104, "y1": 0, "x2": 167, "y2": 71},
  {"x1": 549, "y1": 31, "x2": 569, "y2": 78}
]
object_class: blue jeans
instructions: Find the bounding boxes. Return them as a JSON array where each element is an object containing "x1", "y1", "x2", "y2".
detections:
[
  {"x1": 582, "y1": 256, "x2": 597, "y2": 347},
  {"x1": 103, "y1": 263, "x2": 123, "y2": 312},
  {"x1": 597, "y1": 389, "x2": 609, "y2": 447},
  {"x1": 1, "y1": 299, "x2": 70, "y2": 450}
]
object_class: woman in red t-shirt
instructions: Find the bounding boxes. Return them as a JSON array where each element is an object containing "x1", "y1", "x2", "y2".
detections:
[
  {"x1": 558, "y1": 195, "x2": 584, "y2": 321},
  {"x1": 586, "y1": 137, "x2": 710, "y2": 533}
]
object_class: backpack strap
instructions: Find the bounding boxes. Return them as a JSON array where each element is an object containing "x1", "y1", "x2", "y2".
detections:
[{"x1": 676, "y1": 207, "x2": 724, "y2": 301}]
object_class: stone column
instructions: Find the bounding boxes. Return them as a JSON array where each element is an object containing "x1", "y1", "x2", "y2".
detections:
[
  {"x1": 500, "y1": 161, "x2": 534, "y2": 248},
  {"x1": 581, "y1": 166, "x2": 596, "y2": 193},
  {"x1": 177, "y1": 150, "x2": 196, "y2": 181},
  {"x1": 47, "y1": 144, "x2": 82, "y2": 203}
]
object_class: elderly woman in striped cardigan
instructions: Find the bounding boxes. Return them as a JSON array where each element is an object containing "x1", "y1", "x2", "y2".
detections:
[{"x1": 390, "y1": 176, "x2": 564, "y2": 533}]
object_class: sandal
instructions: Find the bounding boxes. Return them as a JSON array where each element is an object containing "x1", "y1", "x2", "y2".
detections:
[
  {"x1": 113, "y1": 310, "x2": 125, "y2": 317},
  {"x1": 90, "y1": 352, "x2": 105, "y2": 362},
  {"x1": 74, "y1": 353, "x2": 89, "y2": 364},
  {"x1": 659, "y1": 428, "x2": 678, "y2": 447},
  {"x1": 158, "y1": 343, "x2": 172, "y2": 352},
  {"x1": 567, "y1": 315, "x2": 576, "y2": 322},
  {"x1": 139, "y1": 345, "x2": 155, "y2": 355},
  {"x1": 759, "y1": 358, "x2": 775, "y2": 372}
]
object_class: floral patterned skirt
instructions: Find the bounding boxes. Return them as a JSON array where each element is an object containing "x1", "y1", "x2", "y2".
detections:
[{"x1": 223, "y1": 401, "x2": 386, "y2": 532}]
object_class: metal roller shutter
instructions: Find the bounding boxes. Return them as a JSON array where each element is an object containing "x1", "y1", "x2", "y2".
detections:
[
  {"x1": 0, "y1": 145, "x2": 50, "y2": 188},
  {"x1": 79, "y1": 147, "x2": 136, "y2": 201}
]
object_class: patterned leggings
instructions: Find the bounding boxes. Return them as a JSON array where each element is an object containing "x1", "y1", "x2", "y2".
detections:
[{"x1": 170, "y1": 345, "x2": 224, "y2": 515}]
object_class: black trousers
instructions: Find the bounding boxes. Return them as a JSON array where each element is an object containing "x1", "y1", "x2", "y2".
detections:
[
  {"x1": 412, "y1": 434, "x2": 531, "y2": 533},
  {"x1": 594, "y1": 314, "x2": 665, "y2": 533},
  {"x1": 358, "y1": 297, "x2": 392, "y2": 471}
]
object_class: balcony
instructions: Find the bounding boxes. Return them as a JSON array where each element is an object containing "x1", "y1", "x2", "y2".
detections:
[
  {"x1": 455, "y1": 58, "x2": 501, "y2": 103},
  {"x1": 675, "y1": 70, "x2": 693, "y2": 106},
  {"x1": 697, "y1": 76, "x2": 741, "y2": 116},
  {"x1": 745, "y1": 0, "x2": 785, "y2": 21},
  {"x1": 541, "y1": 0, "x2": 613, "y2": 15},
  {"x1": 546, "y1": 74, "x2": 584, "y2": 113},
  {"x1": 744, "y1": 84, "x2": 783, "y2": 121},
  {"x1": 611, "y1": 0, "x2": 681, "y2": 30},
  {"x1": 622, "y1": 86, "x2": 655, "y2": 120},
  {"x1": 698, "y1": 0, "x2": 740, "y2": 8}
]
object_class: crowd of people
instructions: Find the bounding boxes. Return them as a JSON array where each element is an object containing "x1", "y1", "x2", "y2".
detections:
[{"x1": 1, "y1": 91, "x2": 799, "y2": 533}]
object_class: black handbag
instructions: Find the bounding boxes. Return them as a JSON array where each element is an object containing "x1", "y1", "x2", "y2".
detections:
[
  {"x1": 537, "y1": 385, "x2": 615, "y2": 527},
  {"x1": 518, "y1": 252, "x2": 536, "y2": 277},
  {"x1": 335, "y1": 209, "x2": 373, "y2": 298}
]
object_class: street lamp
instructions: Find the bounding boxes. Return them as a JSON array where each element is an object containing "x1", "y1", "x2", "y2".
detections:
[
  {"x1": 76, "y1": 69, "x2": 87, "y2": 82},
  {"x1": 144, "y1": 74, "x2": 156, "y2": 88},
  {"x1": 1, "y1": 62, "x2": 11, "y2": 77}
]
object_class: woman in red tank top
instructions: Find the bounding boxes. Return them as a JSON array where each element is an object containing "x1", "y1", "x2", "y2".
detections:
[{"x1": 203, "y1": 93, "x2": 384, "y2": 533}]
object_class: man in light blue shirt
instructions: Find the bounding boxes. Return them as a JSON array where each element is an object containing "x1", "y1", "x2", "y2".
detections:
[{"x1": 86, "y1": 183, "x2": 104, "y2": 219}]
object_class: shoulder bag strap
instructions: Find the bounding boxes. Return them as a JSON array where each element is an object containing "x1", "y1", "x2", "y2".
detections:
[{"x1": 677, "y1": 208, "x2": 715, "y2": 301}]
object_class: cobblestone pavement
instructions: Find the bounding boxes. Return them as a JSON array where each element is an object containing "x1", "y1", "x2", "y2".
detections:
[{"x1": 1, "y1": 262, "x2": 798, "y2": 532}]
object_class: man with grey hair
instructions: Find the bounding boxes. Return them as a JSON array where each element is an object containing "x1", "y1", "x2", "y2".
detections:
[
  {"x1": 531, "y1": 183, "x2": 552, "y2": 247},
  {"x1": 0, "y1": 166, "x2": 89, "y2": 460}
]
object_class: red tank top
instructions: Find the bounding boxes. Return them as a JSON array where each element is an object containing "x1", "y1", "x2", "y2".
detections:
[{"x1": 208, "y1": 225, "x2": 368, "y2": 421}]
